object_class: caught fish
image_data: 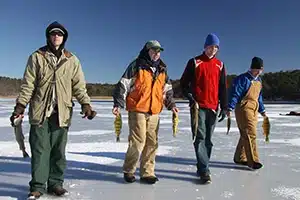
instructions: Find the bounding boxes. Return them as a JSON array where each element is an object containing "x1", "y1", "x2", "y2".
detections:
[
  {"x1": 190, "y1": 102, "x2": 199, "y2": 142},
  {"x1": 12, "y1": 115, "x2": 29, "y2": 158},
  {"x1": 172, "y1": 112, "x2": 179, "y2": 137},
  {"x1": 262, "y1": 116, "x2": 270, "y2": 143},
  {"x1": 226, "y1": 117, "x2": 231, "y2": 135},
  {"x1": 114, "y1": 113, "x2": 122, "y2": 142}
]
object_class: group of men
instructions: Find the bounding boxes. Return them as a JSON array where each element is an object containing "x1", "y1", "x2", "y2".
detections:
[{"x1": 10, "y1": 21, "x2": 267, "y2": 199}]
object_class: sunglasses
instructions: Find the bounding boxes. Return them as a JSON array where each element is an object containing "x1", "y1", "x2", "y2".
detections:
[{"x1": 50, "y1": 31, "x2": 64, "y2": 37}]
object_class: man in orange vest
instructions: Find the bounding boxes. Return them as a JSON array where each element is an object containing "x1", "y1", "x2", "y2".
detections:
[{"x1": 112, "y1": 40, "x2": 178, "y2": 184}]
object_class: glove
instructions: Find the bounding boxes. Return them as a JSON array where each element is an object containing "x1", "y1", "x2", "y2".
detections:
[
  {"x1": 81, "y1": 104, "x2": 97, "y2": 120},
  {"x1": 218, "y1": 109, "x2": 226, "y2": 122},
  {"x1": 10, "y1": 103, "x2": 26, "y2": 126}
]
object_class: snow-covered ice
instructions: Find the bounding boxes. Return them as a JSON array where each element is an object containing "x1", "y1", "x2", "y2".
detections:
[{"x1": 0, "y1": 99, "x2": 300, "y2": 200}]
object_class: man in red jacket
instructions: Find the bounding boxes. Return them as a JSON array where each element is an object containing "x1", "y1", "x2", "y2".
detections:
[{"x1": 180, "y1": 33, "x2": 227, "y2": 184}]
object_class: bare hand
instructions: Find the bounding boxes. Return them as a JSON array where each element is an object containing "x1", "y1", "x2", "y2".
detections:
[
  {"x1": 172, "y1": 107, "x2": 179, "y2": 114},
  {"x1": 226, "y1": 111, "x2": 231, "y2": 117},
  {"x1": 112, "y1": 107, "x2": 120, "y2": 116}
]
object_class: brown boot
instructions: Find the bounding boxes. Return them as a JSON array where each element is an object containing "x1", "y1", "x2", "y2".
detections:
[
  {"x1": 48, "y1": 186, "x2": 69, "y2": 196},
  {"x1": 27, "y1": 191, "x2": 42, "y2": 199}
]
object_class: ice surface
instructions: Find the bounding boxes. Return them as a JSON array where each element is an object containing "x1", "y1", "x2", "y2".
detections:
[{"x1": 0, "y1": 99, "x2": 300, "y2": 200}]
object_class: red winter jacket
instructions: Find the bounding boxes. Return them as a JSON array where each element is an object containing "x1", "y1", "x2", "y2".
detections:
[{"x1": 180, "y1": 53, "x2": 227, "y2": 111}]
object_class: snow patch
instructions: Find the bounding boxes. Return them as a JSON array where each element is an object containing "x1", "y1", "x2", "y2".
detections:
[
  {"x1": 68, "y1": 130, "x2": 114, "y2": 136},
  {"x1": 0, "y1": 197, "x2": 17, "y2": 200},
  {"x1": 272, "y1": 186, "x2": 300, "y2": 200},
  {"x1": 220, "y1": 191, "x2": 235, "y2": 198},
  {"x1": 271, "y1": 138, "x2": 300, "y2": 147},
  {"x1": 275, "y1": 123, "x2": 300, "y2": 127},
  {"x1": 214, "y1": 127, "x2": 239, "y2": 133}
]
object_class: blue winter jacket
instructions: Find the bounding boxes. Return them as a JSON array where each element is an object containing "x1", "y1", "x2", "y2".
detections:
[{"x1": 228, "y1": 71, "x2": 265, "y2": 113}]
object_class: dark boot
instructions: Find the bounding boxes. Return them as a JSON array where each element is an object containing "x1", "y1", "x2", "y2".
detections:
[
  {"x1": 140, "y1": 176, "x2": 159, "y2": 184},
  {"x1": 48, "y1": 186, "x2": 69, "y2": 196},
  {"x1": 249, "y1": 162, "x2": 263, "y2": 170},
  {"x1": 199, "y1": 171, "x2": 212, "y2": 184},
  {"x1": 27, "y1": 191, "x2": 42, "y2": 200},
  {"x1": 233, "y1": 159, "x2": 247, "y2": 166},
  {"x1": 124, "y1": 173, "x2": 136, "y2": 183}
]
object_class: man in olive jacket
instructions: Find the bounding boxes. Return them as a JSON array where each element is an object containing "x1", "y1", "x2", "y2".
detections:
[{"x1": 9, "y1": 21, "x2": 96, "y2": 199}]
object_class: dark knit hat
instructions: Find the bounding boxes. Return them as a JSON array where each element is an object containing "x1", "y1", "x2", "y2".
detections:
[{"x1": 251, "y1": 57, "x2": 263, "y2": 69}]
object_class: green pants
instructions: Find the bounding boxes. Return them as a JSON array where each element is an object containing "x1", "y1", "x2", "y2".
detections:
[{"x1": 29, "y1": 113, "x2": 68, "y2": 193}]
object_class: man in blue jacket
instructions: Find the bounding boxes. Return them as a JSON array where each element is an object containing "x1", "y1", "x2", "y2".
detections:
[{"x1": 227, "y1": 57, "x2": 268, "y2": 170}]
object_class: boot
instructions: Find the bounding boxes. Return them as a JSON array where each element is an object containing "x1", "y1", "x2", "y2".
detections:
[
  {"x1": 140, "y1": 176, "x2": 159, "y2": 184},
  {"x1": 48, "y1": 186, "x2": 69, "y2": 196},
  {"x1": 27, "y1": 191, "x2": 42, "y2": 200},
  {"x1": 199, "y1": 171, "x2": 212, "y2": 184},
  {"x1": 233, "y1": 159, "x2": 247, "y2": 166},
  {"x1": 124, "y1": 173, "x2": 136, "y2": 183},
  {"x1": 249, "y1": 162, "x2": 263, "y2": 170}
]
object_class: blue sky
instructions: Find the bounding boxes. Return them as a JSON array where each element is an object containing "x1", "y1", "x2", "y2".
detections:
[{"x1": 0, "y1": 0, "x2": 299, "y2": 83}]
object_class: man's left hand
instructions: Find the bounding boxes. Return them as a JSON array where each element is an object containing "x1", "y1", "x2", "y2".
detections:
[
  {"x1": 81, "y1": 104, "x2": 97, "y2": 120},
  {"x1": 218, "y1": 109, "x2": 226, "y2": 122},
  {"x1": 172, "y1": 107, "x2": 179, "y2": 114}
]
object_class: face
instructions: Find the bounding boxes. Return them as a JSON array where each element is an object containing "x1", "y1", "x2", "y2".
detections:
[
  {"x1": 204, "y1": 45, "x2": 219, "y2": 58},
  {"x1": 148, "y1": 48, "x2": 161, "y2": 62},
  {"x1": 49, "y1": 31, "x2": 64, "y2": 48},
  {"x1": 250, "y1": 68, "x2": 264, "y2": 77}
]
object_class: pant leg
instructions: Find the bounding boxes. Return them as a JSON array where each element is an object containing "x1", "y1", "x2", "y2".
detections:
[
  {"x1": 193, "y1": 108, "x2": 209, "y2": 174},
  {"x1": 205, "y1": 110, "x2": 217, "y2": 160},
  {"x1": 234, "y1": 109, "x2": 247, "y2": 162},
  {"x1": 123, "y1": 112, "x2": 147, "y2": 174},
  {"x1": 234, "y1": 138, "x2": 247, "y2": 162},
  {"x1": 29, "y1": 120, "x2": 51, "y2": 193},
  {"x1": 140, "y1": 114, "x2": 159, "y2": 178},
  {"x1": 47, "y1": 113, "x2": 68, "y2": 189},
  {"x1": 236, "y1": 108, "x2": 258, "y2": 166}
]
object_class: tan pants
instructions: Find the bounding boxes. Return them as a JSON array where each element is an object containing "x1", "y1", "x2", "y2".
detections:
[
  {"x1": 234, "y1": 81, "x2": 261, "y2": 166},
  {"x1": 123, "y1": 112, "x2": 159, "y2": 178}
]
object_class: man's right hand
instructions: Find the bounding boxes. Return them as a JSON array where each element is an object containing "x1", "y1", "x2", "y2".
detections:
[
  {"x1": 112, "y1": 107, "x2": 120, "y2": 116},
  {"x1": 226, "y1": 111, "x2": 231, "y2": 117},
  {"x1": 10, "y1": 103, "x2": 26, "y2": 126}
]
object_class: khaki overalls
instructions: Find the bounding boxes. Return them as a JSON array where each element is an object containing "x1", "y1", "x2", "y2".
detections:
[{"x1": 234, "y1": 80, "x2": 262, "y2": 166}]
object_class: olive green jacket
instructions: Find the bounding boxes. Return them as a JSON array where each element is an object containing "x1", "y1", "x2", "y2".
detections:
[{"x1": 17, "y1": 46, "x2": 90, "y2": 127}]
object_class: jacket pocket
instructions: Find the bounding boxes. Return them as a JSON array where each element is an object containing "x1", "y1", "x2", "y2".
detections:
[{"x1": 63, "y1": 100, "x2": 74, "y2": 126}]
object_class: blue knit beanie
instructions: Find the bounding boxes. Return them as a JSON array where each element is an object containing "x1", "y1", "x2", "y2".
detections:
[{"x1": 204, "y1": 33, "x2": 220, "y2": 48}]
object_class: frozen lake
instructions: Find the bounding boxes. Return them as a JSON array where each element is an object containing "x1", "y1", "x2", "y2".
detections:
[{"x1": 0, "y1": 99, "x2": 300, "y2": 200}]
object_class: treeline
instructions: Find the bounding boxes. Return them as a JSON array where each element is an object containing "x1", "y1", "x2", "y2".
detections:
[{"x1": 1, "y1": 70, "x2": 300, "y2": 100}]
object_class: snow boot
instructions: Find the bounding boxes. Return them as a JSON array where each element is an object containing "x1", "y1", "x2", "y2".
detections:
[
  {"x1": 140, "y1": 176, "x2": 159, "y2": 184},
  {"x1": 48, "y1": 186, "x2": 69, "y2": 196},
  {"x1": 124, "y1": 173, "x2": 136, "y2": 183},
  {"x1": 27, "y1": 191, "x2": 42, "y2": 200}
]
